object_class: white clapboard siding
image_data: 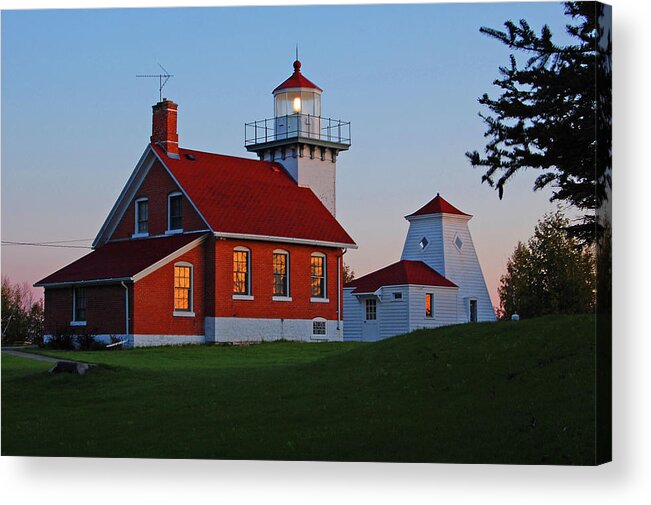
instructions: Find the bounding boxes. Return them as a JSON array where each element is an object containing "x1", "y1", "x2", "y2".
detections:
[
  {"x1": 343, "y1": 287, "x2": 364, "y2": 341},
  {"x1": 400, "y1": 215, "x2": 445, "y2": 274},
  {"x1": 407, "y1": 285, "x2": 460, "y2": 331},
  {"x1": 378, "y1": 286, "x2": 410, "y2": 339},
  {"x1": 440, "y1": 215, "x2": 496, "y2": 322}
]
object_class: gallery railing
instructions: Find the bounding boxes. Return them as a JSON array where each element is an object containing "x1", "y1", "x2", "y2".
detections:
[{"x1": 245, "y1": 114, "x2": 351, "y2": 146}]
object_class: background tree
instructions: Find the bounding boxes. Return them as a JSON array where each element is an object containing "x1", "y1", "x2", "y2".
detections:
[
  {"x1": 498, "y1": 211, "x2": 594, "y2": 319},
  {"x1": 1, "y1": 276, "x2": 44, "y2": 345},
  {"x1": 343, "y1": 263, "x2": 355, "y2": 285},
  {"x1": 467, "y1": 2, "x2": 611, "y2": 243}
]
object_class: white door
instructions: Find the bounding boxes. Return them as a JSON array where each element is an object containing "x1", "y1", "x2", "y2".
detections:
[{"x1": 362, "y1": 298, "x2": 379, "y2": 341}]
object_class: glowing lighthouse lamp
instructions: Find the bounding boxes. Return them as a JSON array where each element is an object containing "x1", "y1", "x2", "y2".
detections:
[{"x1": 273, "y1": 59, "x2": 322, "y2": 140}]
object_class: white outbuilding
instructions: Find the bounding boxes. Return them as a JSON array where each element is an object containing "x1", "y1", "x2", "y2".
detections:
[{"x1": 343, "y1": 194, "x2": 495, "y2": 342}]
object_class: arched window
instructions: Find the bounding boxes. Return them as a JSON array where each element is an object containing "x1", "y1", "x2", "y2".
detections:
[
  {"x1": 173, "y1": 262, "x2": 193, "y2": 314},
  {"x1": 310, "y1": 252, "x2": 327, "y2": 299},
  {"x1": 167, "y1": 192, "x2": 183, "y2": 232},
  {"x1": 233, "y1": 247, "x2": 251, "y2": 296},
  {"x1": 272, "y1": 249, "x2": 290, "y2": 297},
  {"x1": 134, "y1": 197, "x2": 148, "y2": 236},
  {"x1": 312, "y1": 317, "x2": 327, "y2": 337}
]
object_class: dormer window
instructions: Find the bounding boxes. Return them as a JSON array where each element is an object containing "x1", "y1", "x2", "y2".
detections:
[
  {"x1": 168, "y1": 192, "x2": 183, "y2": 232},
  {"x1": 134, "y1": 198, "x2": 148, "y2": 236}
]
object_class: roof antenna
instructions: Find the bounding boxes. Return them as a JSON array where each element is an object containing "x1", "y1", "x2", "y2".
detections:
[{"x1": 137, "y1": 63, "x2": 174, "y2": 102}]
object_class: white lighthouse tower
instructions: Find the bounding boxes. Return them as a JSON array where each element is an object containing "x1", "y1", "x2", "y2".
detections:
[{"x1": 245, "y1": 59, "x2": 351, "y2": 216}]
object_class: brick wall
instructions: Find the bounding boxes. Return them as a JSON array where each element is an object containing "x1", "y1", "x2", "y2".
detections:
[
  {"x1": 214, "y1": 238, "x2": 343, "y2": 321},
  {"x1": 111, "y1": 159, "x2": 207, "y2": 240},
  {"x1": 132, "y1": 241, "x2": 206, "y2": 335},
  {"x1": 44, "y1": 284, "x2": 132, "y2": 335}
]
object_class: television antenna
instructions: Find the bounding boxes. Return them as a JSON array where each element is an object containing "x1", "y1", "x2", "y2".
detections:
[{"x1": 137, "y1": 64, "x2": 174, "y2": 102}]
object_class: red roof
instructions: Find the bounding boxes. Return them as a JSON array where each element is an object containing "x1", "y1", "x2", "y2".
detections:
[
  {"x1": 273, "y1": 60, "x2": 322, "y2": 93},
  {"x1": 152, "y1": 144, "x2": 355, "y2": 246},
  {"x1": 407, "y1": 194, "x2": 470, "y2": 217},
  {"x1": 35, "y1": 233, "x2": 205, "y2": 285},
  {"x1": 345, "y1": 260, "x2": 457, "y2": 293}
]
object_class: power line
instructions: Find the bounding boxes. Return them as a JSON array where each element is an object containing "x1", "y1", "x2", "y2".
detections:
[{"x1": 1, "y1": 241, "x2": 93, "y2": 249}]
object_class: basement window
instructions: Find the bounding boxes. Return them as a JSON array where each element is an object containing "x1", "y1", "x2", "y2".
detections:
[{"x1": 312, "y1": 318, "x2": 327, "y2": 337}]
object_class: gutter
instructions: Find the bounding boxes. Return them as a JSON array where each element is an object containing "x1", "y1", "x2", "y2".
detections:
[
  {"x1": 214, "y1": 231, "x2": 357, "y2": 250},
  {"x1": 120, "y1": 281, "x2": 130, "y2": 337},
  {"x1": 337, "y1": 248, "x2": 347, "y2": 331}
]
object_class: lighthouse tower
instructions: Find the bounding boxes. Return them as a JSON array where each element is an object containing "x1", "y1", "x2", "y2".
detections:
[{"x1": 245, "y1": 59, "x2": 351, "y2": 216}]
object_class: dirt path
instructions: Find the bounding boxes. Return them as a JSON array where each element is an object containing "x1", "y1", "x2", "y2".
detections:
[{"x1": 1, "y1": 348, "x2": 85, "y2": 364}]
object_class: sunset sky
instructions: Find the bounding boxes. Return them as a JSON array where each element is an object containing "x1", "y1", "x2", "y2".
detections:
[{"x1": 1, "y1": 2, "x2": 575, "y2": 306}]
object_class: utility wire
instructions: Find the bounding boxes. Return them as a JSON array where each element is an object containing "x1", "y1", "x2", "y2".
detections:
[{"x1": 1, "y1": 241, "x2": 93, "y2": 249}]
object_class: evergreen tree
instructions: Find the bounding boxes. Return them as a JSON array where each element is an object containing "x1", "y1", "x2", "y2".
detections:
[
  {"x1": 499, "y1": 211, "x2": 595, "y2": 319},
  {"x1": 467, "y1": 2, "x2": 611, "y2": 243}
]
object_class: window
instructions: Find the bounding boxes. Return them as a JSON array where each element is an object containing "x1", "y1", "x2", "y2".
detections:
[
  {"x1": 393, "y1": 292, "x2": 403, "y2": 300},
  {"x1": 312, "y1": 318, "x2": 327, "y2": 336},
  {"x1": 272, "y1": 250, "x2": 289, "y2": 297},
  {"x1": 419, "y1": 237, "x2": 429, "y2": 250},
  {"x1": 365, "y1": 298, "x2": 377, "y2": 321},
  {"x1": 73, "y1": 287, "x2": 87, "y2": 323},
  {"x1": 135, "y1": 198, "x2": 148, "y2": 235},
  {"x1": 425, "y1": 293, "x2": 434, "y2": 318},
  {"x1": 233, "y1": 248, "x2": 250, "y2": 295},
  {"x1": 454, "y1": 235, "x2": 464, "y2": 251},
  {"x1": 168, "y1": 192, "x2": 182, "y2": 231},
  {"x1": 311, "y1": 253, "x2": 326, "y2": 298},
  {"x1": 469, "y1": 299, "x2": 478, "y2": 322},
  {"x1": 174, "y1": 264, "x2": 193, "y2": 312}
]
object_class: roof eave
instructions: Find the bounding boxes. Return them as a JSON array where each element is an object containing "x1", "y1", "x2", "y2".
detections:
[{"x1": 213, "y1": 231, "x2": 357, "y2": 249}]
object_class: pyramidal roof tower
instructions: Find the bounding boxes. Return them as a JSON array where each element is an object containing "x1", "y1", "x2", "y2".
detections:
[
  {"x1": 245, "y1": 58, "x2": 351, "y2": 216},
  {"x1": 400, "y1": 193, "x2": 496, "y2": 322}
]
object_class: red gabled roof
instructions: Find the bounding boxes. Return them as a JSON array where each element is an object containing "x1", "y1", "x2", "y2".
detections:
[
  {"x1": 35, "y1": 233, "x2": 205, "y2": 286},
  {"x1": 152, "y1": 144, "x2": 355, "y2": 246},
  {"x1": 407, "y1": 194, "x2": 470, "y2": 218},
  {"x1": 273, "y1": 60, "x2": 322, "y2": 93},
  {"x1": 345, "y1": 260, "x2": 457, "y2": 294}
]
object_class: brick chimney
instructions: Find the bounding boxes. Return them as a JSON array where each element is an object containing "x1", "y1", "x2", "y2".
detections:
[{"x1": 151, "y1": 99, "x2": 179, "y2": 158}]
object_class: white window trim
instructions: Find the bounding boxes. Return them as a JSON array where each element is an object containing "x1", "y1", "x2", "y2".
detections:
[
  {"x1": 233, "y1": 294, "x2": 255, "y2": 301},
  {"x1": 310, "y1": 297, "x2": 330, "y2": 303},
  {"x1": 453, "y1": 233, "x2": 464, "y2": 253},
  {"x1": 311, "y1": 252, "x2": 327, "y2": 299},
  {"x1": 173, "y1": 262, "x2": 194, "y2": 315},
  {"x1": 71, "y1": 287, "x2": 87, "y2": 325},
  {"x1": 311, "y1": 317, "x2": 328, "y2": 338},
  {"x1": 133, "y1": 197, "x2": 149, "y2": 238},
  {"x1": 167, "y1": 191, "x2": 183, "y2": 233},
  {"x1": 233, "y1": 246, "x2": 251, "y2": 296},
  {"x1": 272, "y1": 249, "x2": 290, "y2": 298},
  {"x1": 425, "y1": 292, "x2": 435, "y2": 319},
  {"x1": 365, "y1": 298, "x2": 377, "y2": 321}
]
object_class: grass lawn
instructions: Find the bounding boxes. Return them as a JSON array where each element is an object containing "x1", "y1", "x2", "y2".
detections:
[{"x1": 1, "y1": 314, "x2": 597, "y2": 464}]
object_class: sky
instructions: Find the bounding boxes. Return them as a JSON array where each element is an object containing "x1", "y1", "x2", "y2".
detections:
[{"x1": 1, "y1": 2, "x2": 575, "y2": 307}]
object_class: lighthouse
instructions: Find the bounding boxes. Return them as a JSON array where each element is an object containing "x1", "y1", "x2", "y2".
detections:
[{"x1": 245, "y1": 59, "x2": 351, "y2": 216}]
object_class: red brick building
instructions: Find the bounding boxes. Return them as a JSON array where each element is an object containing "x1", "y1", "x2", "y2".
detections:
[{"x1": 36, "y1": 60, "x2": 356, "y2": 346}]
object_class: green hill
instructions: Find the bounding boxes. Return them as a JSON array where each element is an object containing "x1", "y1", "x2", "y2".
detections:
[{"x1": 1, "y1": 314, "x2": 597, "y2": 464}]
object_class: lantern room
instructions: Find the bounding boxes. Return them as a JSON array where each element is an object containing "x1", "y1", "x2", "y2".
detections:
[{"x1": 273, "y1": 60, "x2": 322, "y2": 116}]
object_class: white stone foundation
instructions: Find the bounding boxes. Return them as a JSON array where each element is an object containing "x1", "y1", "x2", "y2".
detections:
[{"x1": 205, "y1": 317, "x2": 342, "y2": 343}]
